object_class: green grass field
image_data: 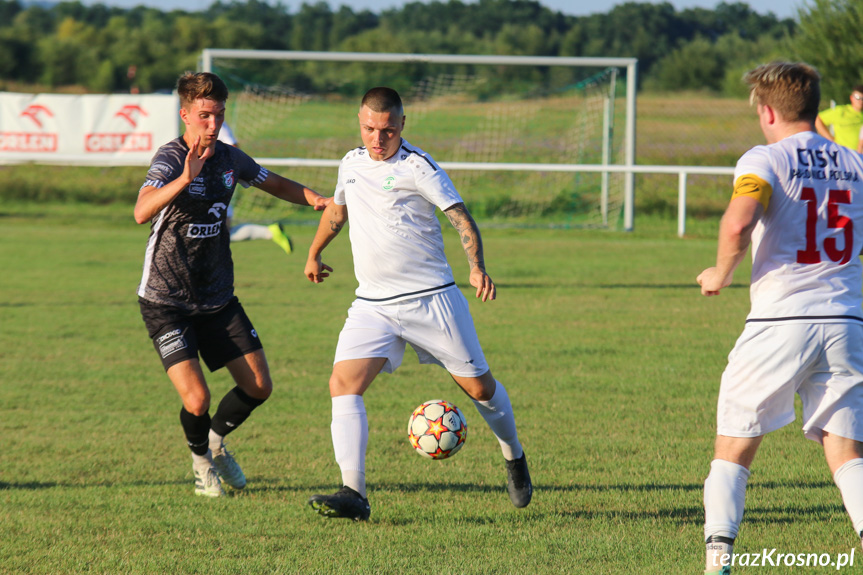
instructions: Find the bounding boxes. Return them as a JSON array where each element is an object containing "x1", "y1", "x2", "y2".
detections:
[{"x1": 0, "y1": 201, "x2": 858, "y2": 574}]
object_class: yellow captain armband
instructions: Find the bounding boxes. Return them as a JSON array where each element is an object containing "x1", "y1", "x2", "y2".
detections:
[{"x1": 732, "y1": 174, "x2": 772, "y2": 210}]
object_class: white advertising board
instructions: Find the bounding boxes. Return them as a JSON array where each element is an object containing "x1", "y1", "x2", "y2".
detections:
[{"x1": 0, "y1": 92, "x2": 179, "y2": 166}]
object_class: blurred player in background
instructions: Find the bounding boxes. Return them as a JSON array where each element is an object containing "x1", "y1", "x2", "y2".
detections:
[
  {"x1": 303, "y1": 87, "x2": 531, "y2": 521},
  {"x1": 219, "y1": 123, "x2": 294, "y2": 255},
  {"x1": 815, "y1": 84, "x2": 863, "y2": 149},
  {"x1": 218, "y1": 121, "x2": 239, "y2": 148},
  {"x1": 134, "y1": 72, "x2": 329, "y2": 497},
  {"x1": 698, "y1": 62, "x2": 863, "y2": 573}
]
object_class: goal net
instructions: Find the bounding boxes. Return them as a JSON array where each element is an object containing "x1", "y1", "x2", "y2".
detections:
[{"x1": 201, "y1": 50, "x2": 636, "y2": 229}]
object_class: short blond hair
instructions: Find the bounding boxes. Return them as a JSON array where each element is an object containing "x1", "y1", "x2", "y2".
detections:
[{"x1": 744, "y1": 62, "x2": 820, "y2": 122}]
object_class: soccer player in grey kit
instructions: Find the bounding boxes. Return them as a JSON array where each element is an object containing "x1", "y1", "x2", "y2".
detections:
[{"x1": 135, "y1": 72, "x2": 330, "y2": 497}]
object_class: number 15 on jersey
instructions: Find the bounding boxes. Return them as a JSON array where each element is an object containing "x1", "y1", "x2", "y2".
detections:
[{"x1": 796, "y1": 187, "x2": 855, "y2": 265}]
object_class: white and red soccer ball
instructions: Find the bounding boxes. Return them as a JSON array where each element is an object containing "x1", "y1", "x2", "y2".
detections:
[{"x1": 408, "y1": 399, "x2": 468, "y2": 459}]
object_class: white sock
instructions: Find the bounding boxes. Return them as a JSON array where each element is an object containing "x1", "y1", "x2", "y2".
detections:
[
  {"x1": 705, "y1": 538, "x2": 733, "y2": 572},
  {"x1": 834, "y1": 458, "x2": 863, "y2": 536},
  {"x1": 331, "y1": 394, "x2": 368, "y2": 498},
  {"x1": 191, "y1": 450, "x2": 214, "y2": 471},
  {"x1": 704, "y1": 458, "x2": 750, "y2": 570},
  {"x1": 208, "y1": 429, "x2": 224, "y2": 454},
  {"x1": 230, "y1": 224, "x2": 272, "y2": 242},
  {"x1": 472, "y1": 381, "x2": 523, "y2": 461}
]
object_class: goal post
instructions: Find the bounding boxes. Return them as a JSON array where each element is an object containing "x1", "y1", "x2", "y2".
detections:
[{"x1": 199, "y1": 49, "x2": 637, "y2": 230}]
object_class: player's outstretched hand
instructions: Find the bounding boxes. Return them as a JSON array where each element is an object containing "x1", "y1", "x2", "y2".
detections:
[
  {"x1": 470, "y1": 268, "x2": 496, "y2": 302},
  {"x1": 184, "y1": 136, "x2": 213, "y2": 181},
  {"x1": 697, "y1": 266, "x2": 730, "y2": 296},
  {"x1": 312, "y1": 196, "x2": 333, "y2": 211},
  {"x1": 305, "y1": 255, "x2": 333, "y2": 284}
]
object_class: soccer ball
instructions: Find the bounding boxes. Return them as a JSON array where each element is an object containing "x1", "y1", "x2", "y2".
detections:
[{"x1": 407, "y1": 399, "x2": 468, "y2": 460}]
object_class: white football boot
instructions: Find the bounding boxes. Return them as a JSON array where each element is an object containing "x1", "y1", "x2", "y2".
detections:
[
  {"x1": 194, "y1": 465, "x2": 225, "y2": 497},
  {"x1": 212, "y1": 442, "x2": 247, "y2": 489}
]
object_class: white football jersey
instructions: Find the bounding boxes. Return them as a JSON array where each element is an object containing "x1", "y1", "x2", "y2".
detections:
[
  {"x1": 334, "y1": 139, "x2": 463, "y2": 303},
  {"x1": 738, "y1": 131, "x2": 863, "y2": 322},
  {"x1": 217, "y1": 123, "x2": 237, "y2": 146}
]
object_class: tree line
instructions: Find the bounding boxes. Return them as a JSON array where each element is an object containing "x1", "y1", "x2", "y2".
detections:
[{"x1": 0, "y1": 0, "x2": 856, "y2": 101}]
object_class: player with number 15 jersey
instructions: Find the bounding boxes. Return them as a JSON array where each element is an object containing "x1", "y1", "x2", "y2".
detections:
[
  {"x1": 735, "y1": 130, "x2": 863, "y2": 322},
  {"x1": 698, "y1": 63, "x2": 863, "y2": 574}
]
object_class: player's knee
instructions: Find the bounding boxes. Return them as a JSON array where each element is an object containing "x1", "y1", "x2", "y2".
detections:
[
  {"x1": 232, "y1": 360, "x2": 273, "y2": 400},
  {"x1": 456, "y1": 373, "x2": 496, "y2": 401},
  {"x1": 183, "y1": 392, "x2": 211, "y2": 416},
  {"x1": 470, "y1": 384, "x2": 495, "y2": 402},
  {"x1": 453, "y1": 377, "x2": 497, "y2": 401},
  {"x1": 329, "y1": 373, "x2": 361, "y2": 397},
  {"x1": 329, "y1": 373, "x2": 349, "y2": 396},
  {"x1": 236, "y1": 369, "x2": 272, "y2": 401},
  {"x1": 250, "y1": 375, "x2": 273, "y2": 400}
]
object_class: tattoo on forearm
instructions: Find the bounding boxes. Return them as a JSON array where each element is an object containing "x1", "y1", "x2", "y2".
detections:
[
  {"x1": 329, "y1": 219, "x2": 342, "y2": 233},
  {"x1": 446, "y1": 204, "x2": 485, "y2": 270}
]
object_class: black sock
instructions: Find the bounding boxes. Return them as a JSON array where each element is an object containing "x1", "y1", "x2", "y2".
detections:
[
  {"x1": 210, "y1": 386, "x2": 266, "y2": 437},
  {"x1": 180, "y1": 407, "x2": 211, "y2": 456}
]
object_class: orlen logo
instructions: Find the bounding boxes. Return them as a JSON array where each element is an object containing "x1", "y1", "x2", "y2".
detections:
[
  {"x1": 20, "y1": 104, "x2": 53, "y2": 129},
  {"x1": 0, "y1": 104, "x2": 58, "y2": 152},
  {"x1": 85, "y1": 103, "x2": 152, "y2": 153},
  {"x1": 114, "y1": 105, "x2": 147, "y2": 128},
  {"x1": 85, "y1": 132, "x2": 152, "y2": 153},
  {"x1": 208, "y1": 203, "x2": 227, "y2": 219},
  {"x1": 187, "y1": 221, "x2": 222, "y2": 238}
]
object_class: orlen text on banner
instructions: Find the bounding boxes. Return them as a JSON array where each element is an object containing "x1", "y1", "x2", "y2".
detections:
[{"x1": 0, "y1": 92, "x2": 179, "y2": 166}]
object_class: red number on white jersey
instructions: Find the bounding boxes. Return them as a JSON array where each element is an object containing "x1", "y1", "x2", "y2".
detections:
[{"x1": 796, "y1": 187, "x2": 854, "y2": 265}]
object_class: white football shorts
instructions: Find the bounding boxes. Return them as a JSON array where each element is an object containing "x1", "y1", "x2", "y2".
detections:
[
  {"x1": 717, "y1": 321, "x2": 863, "y2": 443},
  {"x1": 333, "y1": 287, "x2": 490, "y2": 378}
]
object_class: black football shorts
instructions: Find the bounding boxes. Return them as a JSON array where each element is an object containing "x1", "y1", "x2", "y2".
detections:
[{"x1": 139, "y1": 296, "x2": 263, "y2": 372}]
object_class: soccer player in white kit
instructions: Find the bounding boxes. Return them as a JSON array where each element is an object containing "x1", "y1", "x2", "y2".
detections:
[
  {"x1": 698, "y1": 62, "x2": 863, "y2": 573},
  {"x1": 303, "y1": 87, "x2": 531, "y2": 520}
]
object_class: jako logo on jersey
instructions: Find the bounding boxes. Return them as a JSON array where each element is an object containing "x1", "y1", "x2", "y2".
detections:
[
  {"x1": 382, "y1": 176, "x2": 396, "y2": 190},
  {"x1": 346, "y1": 178, "x2": 356, "y2": 184},
  {"x1": 187, "y1": 222, "x2": 222, "y2": 238},
  {"x1": 222, "y1": 170, "x2": 234, "y2": 189},
  {"x1": 208, "y1": 202, "x2": 227, "y2": 219},
  {"x1": 400, "y1": 154, "x2": 407, "y2": 160}
]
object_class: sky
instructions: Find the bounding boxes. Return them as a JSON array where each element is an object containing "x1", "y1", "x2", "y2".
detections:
[{"x1": 75, "y1": 0, "x2": 802, "y2": 20}]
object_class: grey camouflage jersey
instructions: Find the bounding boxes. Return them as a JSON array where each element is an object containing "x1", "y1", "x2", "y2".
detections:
[{"x1": 137, "y1": 137, "x2": 268, "y2": 311}]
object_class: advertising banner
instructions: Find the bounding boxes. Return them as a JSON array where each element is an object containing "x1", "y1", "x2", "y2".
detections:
[{"x1": 0, "y1": 92, "x2": 179, "y2": 166}]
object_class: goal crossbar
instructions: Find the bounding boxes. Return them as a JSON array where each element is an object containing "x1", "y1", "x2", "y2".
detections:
[{"x1": 201, "y1": 48, "x2": 636, "y2": 69}]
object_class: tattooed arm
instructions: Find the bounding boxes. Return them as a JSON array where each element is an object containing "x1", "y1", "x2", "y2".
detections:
[
  {"x1": 445, "y1": 202, "x2": 496, "y2": 302},
  {"x1": 305, "y1": 202, "x2": 348, "y2": 284}
]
